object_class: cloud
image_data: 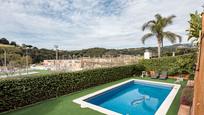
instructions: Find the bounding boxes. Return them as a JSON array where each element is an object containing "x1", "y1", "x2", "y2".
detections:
[{"x1": 0, "y1": 0, "x2": 203, "y2": 50}]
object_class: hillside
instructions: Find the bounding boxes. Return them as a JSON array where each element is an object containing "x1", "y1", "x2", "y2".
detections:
[
  {"x1": 0, "y1": 43, "x2": 197, "y2": 66},
  {"x1": 0, "y1": 44, "x2": 14, "y2": 48}
]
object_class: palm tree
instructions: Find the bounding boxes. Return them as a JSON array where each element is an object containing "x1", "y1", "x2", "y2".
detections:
[
  {"x1": 141, "y1": 14, "x2": 182, "y2": 58},
  {"x1": 186, "y1": 11, "x2": 202, "y2": 45}
]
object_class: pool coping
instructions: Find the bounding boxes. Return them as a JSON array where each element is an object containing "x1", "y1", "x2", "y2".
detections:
[{"x1": 73, "y1": 79, "x2": 181, "y2": 115}]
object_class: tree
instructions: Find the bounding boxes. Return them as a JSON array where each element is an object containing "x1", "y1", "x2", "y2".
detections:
[
  {"x1": 22, "y1": 44, "x2": 33, "y2": 48},
  {"x1": 22, "y1": 44, "x2": 27, "y2": 48},
  {"x1": 0, "y1": 38, "x2": 9, "y2": 44},
  {"x1": 186, "y1": 11, "x2": 202, "y2": 45},
  {"x1": 141, "y1": 14, "x2": 182, "y2": 58},
  {"x1": 10, "y1": 41, "x2": 17, "y2": 46},
  {"x1": 26, "y1": 45, "x2": 33, "y2": 48}
]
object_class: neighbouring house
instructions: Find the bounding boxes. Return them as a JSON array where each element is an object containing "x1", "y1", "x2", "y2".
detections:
[
  {"x1": 43, "y1": 55, "x2": 141, "y2": 71},
  {"x1": 144, "y1": 49, "x2": 152, "y2": 59},
  {"x1": 43, "y1": 59, "x2": 82, "y2": 71}
]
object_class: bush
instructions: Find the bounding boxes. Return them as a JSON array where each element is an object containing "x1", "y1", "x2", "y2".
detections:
[
  {"x1": 0, "y1": 64, "x2": 144, "y2": 112},
  {"x1": 189, "y1": 73, "x2": 195, "y2": 80},
  {"x1": 167, "y1": 69, "x2": 179, "y2": 76},
  {"x1": 139, "y1": 54, "x2": 196, "y2": 76},
  {"x1": 0, "y1": 38, "x2": 9, "y2": 45},
  {"x1": 180, "y1": 87, "x2": 194, "y2": 106}
]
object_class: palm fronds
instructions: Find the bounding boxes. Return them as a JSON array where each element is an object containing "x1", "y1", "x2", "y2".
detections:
[
  {"x1": 141, "y1": 14, "x2": 182, "y2": 58},
  {"x1": 186, "y1": 11, "x2": 202, "y2": 43},
  {"x1": 141, "y1": 33, "x2": 154, "y2": 44}
]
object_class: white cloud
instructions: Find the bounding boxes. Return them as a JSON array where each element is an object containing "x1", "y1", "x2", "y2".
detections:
[{"x1": 0, "y1": 0, "x2": 203, "y2": 50}]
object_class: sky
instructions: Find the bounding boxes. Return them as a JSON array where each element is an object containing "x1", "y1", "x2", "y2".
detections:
[{"x1": 0, "y1": 0, "x2": 203, "y2": 50}]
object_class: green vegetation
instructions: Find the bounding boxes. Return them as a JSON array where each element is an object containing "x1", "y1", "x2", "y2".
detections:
[
  {"x1": 141, "y1": 14, "x2": 182, "y2": 58},
  {"x1": 0, "y1": 42, "x2": 197, "y2": 65},
  {"x1": 187, "y1": 11, "x2": 202, "y2": 44},
  {"x1": 0, "y1": 38, "x2": 18, "y2": 47},
  {"x1": 0, "y1": 77, "x2": 186, "y2": 115},
  {"x1": 0, "y1": 64, "x2": 144, "y2": 112},
  {"x1": 0, "y1": 38, "x2": 9, "y2": 45},
  {"x1": 139, "y1": 54, "x2": 196, "y2": 75},
  {"x1": 0, "y1": 7, "x2": 199, "y2": 115},
  {"x1": 0, "y1": 38, "x2": 197, "y2": 67},
  {"x1": 0, "y1": 5, "x2": 200, "y2": 115},
  {"x1": 0, "y1": 46, "x2": 32, "y2": 68}
]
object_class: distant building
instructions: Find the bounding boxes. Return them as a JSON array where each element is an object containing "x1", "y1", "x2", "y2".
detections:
[
  {"x1": 172, "y1": 52, "x2": 176, "y2": 57},
  {"x1": 144, "y1": 49, "x2": 152, "y2": 59},
  {"x1": 43, "y1": 59, "x2": 82, "y2": 71},
  {"x1": 43, "y1": 55, "x2": 141, "y2": 71}
]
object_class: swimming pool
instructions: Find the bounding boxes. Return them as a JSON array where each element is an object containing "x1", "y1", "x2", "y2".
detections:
[{"x1": 73, "y1": 79, "x2": 180, "y2": 115}]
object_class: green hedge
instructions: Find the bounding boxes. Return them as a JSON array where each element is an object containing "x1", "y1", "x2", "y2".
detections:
[
  {"x1": 0, "y1": 64, "x2": 144, "y2": 112},
  {"x1": 139, "y1": 54, "x2": 196, "y2": 75}
]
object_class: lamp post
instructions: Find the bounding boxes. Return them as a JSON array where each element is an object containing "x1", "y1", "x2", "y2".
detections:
[
  {"x1": 25, "y1": 48, "x2": 27, "y2": 75},
  {"x1": 54, "y1": 45, "x2": 58, "y2": 70},
  {"x1": 24, "y1": 45, "x2": 32, "y2": 75},
  {"x1": 54, "y1": 45, "x2": 58, "y2": 60},
  {"x1": 1, "y1": 48, "x2": 7, "y2": 69},
  {"x1": 25, "y1": 47, "x2": 30, "y2": 75}
]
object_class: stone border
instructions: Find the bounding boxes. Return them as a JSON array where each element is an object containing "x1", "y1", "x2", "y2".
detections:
[{"x1": 73, "y1": 79, "x2": 180, "y2": 115}]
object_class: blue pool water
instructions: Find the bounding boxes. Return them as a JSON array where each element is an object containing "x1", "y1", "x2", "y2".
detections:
[{"x1": 85, "y1": 81, "x2": 172, "y2": 115}]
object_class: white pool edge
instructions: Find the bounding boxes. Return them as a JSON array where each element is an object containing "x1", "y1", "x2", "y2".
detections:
[{"x1": 73, "y1": 79, "x2": 181, "y2": 115}]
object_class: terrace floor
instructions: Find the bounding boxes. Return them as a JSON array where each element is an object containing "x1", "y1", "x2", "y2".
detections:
[{"x1": 0, "y1": 77, "x2": 187, "y2": 115}]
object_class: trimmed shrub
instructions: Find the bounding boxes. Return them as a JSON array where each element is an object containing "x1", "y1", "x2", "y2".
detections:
[
  {"x1": 180, "y1": 87, "x2": 194, "y2": 106},
  {"x1": 139, "y1": 54, "x2": 197, "y2": 75},
  {"x1": 0, "y1": 64, "x2": 144, "y2": 112}
]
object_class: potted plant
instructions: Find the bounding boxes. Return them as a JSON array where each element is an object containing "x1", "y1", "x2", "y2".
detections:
[
  {"x1": 180, "y1": 87, "x2": 194, "y2": 106},
  {"x1": 178, "y1": 86, "x2": 194, "y2": 115}
]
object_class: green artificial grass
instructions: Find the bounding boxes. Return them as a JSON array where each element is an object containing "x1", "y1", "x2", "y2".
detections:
[{"x1": 0, "y1": 77, "x2": 186, "y2": 115}]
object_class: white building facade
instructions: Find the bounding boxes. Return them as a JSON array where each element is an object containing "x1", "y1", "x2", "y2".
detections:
[{"x1": 144, "y1": 49, "x2": 152, "y2": 59}]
